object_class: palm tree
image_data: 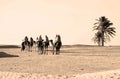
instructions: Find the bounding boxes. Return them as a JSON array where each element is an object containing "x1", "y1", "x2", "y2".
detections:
[
  {"x1": 92, "y1": 31, "x2": 102, "y2": 46},
  {"x1": 93, "y1": 16, "x2": 116, "y2": 46}
]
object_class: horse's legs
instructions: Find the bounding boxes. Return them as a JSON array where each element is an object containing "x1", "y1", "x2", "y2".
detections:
[
  {"x1": 58, "y1": 49, "x2": 60, "y2": 54},
  {"x1": 37, "y1": 46, "x2": 39, "y2": 52},
  {"x1": 53, "y1": 46, "x2": 54, "y2": 55},
  {"x1": 45, "y1": 46, "x2": 48, "y2": 55},
  {"x1": 38, "y1": 47, "x2": 40, "y2": 54},
  {"x1": 56, "y1": 48, "x2": 58, "y2": 54},
  {"x1": 46, "y1": 47, "x2": 48, "y2": 55},
  {"x1": 35, "y1": 44, "x2": 37, "y2": 52},
  {"x1": 28, "y1": 46, "x2": 30, "y2": 52},
  {"x1": 29, "y1": 46, "x2": 31, "y2": 52},
  {"x1": 36, "y1": 45, "x2": 38, "y2": 52},
  {"x1": 21, "y1": 46, "x2": 25, "y2": 52},
  {"x1": 56, "y1": 48, "x2": 60, "y2": 55},
  {"x1": 31, "y1": 46, "x2": 33, "y2": 52},
  {"x1": 25, "y1": 46, "x2": 28, "y2": 52},
  {"x1": 25, "y1": 45, "x2": 27, "y2": 52},
  {"x1": 44, "y1": 47, "x2": 46, "y2": 55},
  {"x1": 40, "y1": 47, "x2": 43, "y2": 55},
  {"x1": 41, "y1": 46, "x2": 44, "y2": 55},
  {"x1": 30, "y1": 46, "x2": 32, "y2": 52}
]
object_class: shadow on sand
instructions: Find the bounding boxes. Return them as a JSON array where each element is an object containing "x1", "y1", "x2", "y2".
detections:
[
  {"x1": 0, "y1": 52, "x2": 19, "y2": 58},
  {"x1": 0, "y1": 45, "x2": 20, "y2": 48},
  {"x1": 60, "y1": 50, "x2": 81, "y2": 53}
]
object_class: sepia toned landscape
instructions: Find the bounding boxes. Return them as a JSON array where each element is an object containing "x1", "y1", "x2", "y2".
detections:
[
  {"x1": 0, "y1": 45, "x2": 120, "y2": 79},
  {"x1": 1, "y1": 0, "x2": 120, "y2": 79}
]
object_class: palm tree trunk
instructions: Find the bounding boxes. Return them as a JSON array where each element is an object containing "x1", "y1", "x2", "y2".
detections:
[
  {"x1": 102, "y1": 32, "x2": 104, "y2": 46},
  {"x1": 102, "y1": 40, "x2": 104, "y2": 46},
  {"x1": 98, "y1": 38, "x2": 100, "y2": 46}
]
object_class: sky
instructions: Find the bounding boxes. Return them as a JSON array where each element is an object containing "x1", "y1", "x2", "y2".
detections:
[{"x1": 0, "y1": 0, "x2": 120, "y2": 45}]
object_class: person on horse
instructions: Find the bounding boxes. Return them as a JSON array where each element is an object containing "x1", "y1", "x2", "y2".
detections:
[
  {"x1": 54, "y1": 35, "x2": 62, "y2": 54},
  {"x1": 29, "y1": 37, "x2": 34, "y2": 52},
  {"x1": 21, "y1": 40, "x2": 25, "y2": 51},
  {"x1": 44, "y1": 35, "x2": 50, "y2": 54},
  {"x1": 24, "y1": 36, "x2": 30, "y2": 51},
  {"x1": 37, "y1": 35, "x2": 44, "y2": 54}
]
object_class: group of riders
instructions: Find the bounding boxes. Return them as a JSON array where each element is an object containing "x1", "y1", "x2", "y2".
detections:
[{"x1": 21, "y1": 35, "x2": 62, "y2": 55}]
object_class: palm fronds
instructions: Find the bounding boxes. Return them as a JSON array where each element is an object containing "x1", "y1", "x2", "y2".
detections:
[{"x1": 93, "y1": 16, "x2": 116, "y2": 46}]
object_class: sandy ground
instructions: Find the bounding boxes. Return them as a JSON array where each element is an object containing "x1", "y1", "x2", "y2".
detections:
[
  {"x1": 1, "y1": 69, "x2": 120, "y2": 79},
  {"x1": 0, "y1": 46, "x2": 120, "y2": 78}
]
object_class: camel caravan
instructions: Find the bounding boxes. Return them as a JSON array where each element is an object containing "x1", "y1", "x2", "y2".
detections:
[{"x1": 21, "y1": 35, "x2": 62, "y2": 55}]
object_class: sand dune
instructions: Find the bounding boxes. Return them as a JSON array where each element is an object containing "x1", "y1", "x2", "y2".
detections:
[{"x1": 0, "y1": 46, "x2": 120, "y2": 78}]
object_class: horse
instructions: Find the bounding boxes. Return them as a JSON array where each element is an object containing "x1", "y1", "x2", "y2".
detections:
[
  {"x1": 50, "y1": 35, "x2": 62, "y2": 55},
  {"x1": 24, "y1": 41, "x2": 30, "y2": 52},
  {"x1": 34, "y1": 37, "x2": 39, "y2": 52},
  {"x1": 49, "y1": 40, "x2": 55, "y2": 55},
  {"x1": 37, "y1": 35, "x2": 44, "y2": 54},
  {"x1": 29, "y1": 37, "x2": 34, "y2": 52},
  {"x1": 21, "y1": 41, "x2": 25, "y2": 51},
  {"x1": 43, "y1": 35, "x2": 50, "y2": 55},
  {"x1": 56, "y1": 35, "x2": 62, "y2": 54},
  {"x1": 21, "y1": 36, "x2": 31, "y2": 52}
]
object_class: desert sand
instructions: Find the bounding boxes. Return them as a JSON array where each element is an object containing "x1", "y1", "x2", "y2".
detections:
[{"x1": 0, "y1": 45, "x2": 120, "y2": 79}]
